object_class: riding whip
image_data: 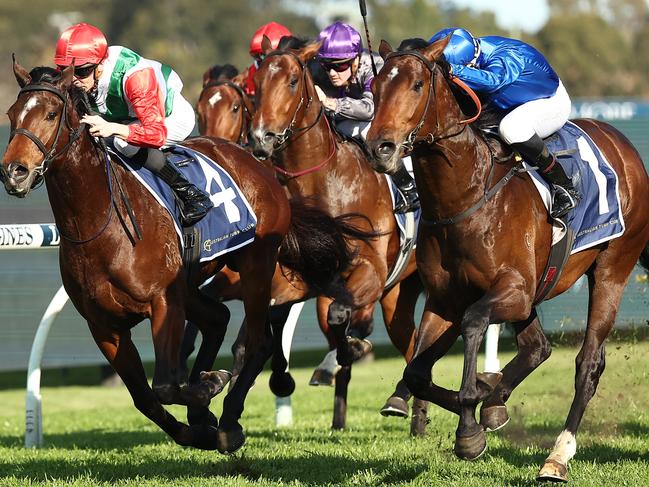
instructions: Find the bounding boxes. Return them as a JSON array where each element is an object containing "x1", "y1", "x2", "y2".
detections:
[{"x1": 358, "y1": 0, "x2": 378, "y2": 76}]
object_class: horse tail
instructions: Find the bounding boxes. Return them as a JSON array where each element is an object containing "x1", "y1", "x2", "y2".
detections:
[
  {"x1": 278, "y1": 199, "x2": 380, "y2": 306},
  {"x1": 640, "y1": 242, "x2": 649, "y2": 274}
]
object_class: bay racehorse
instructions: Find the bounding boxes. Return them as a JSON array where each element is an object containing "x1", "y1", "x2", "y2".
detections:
[
  {"x1": 365, "y1": 37, "x2": 649, "y2": 482},
  {"x1": 2, "y1": 61, "x2": 372, "y2": 454},
  {"x1": 249, "y1": 38, "x2": 430, "y2": 433}
]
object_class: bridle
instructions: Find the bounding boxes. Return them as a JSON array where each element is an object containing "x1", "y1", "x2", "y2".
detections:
[
  {"x1": 9, "y1": 81, "x2": 118, "y2": 244},
  {"x1": 201, "y1": 80, "x2": 252, "y2": 145},
  {"x1": 10, "y1": 83, "x2": 86, "y2": 180},
  {"x1": 258, "y1": 50, "x2": 336, "y2": 178},
  {"x1": 383, "y1": 50, "x2": 481, "y2": 153}
]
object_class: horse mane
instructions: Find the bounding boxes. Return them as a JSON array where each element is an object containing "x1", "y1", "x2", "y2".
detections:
[
  {"x1": 28, "y1": 67, "x2": 92, "y2": 117},
  {"x1": 277, "y1": 35, "x2": 310, "y2": 50},
  {"x1": 205, "y1": 64, "x2": 239, "y2": 82},
  {"x1": 395, "y1": 39, "x2": 503, "y2": 131}
]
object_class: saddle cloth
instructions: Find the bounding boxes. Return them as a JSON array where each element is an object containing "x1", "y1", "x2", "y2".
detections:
[
  {"x1": 524, "y1": 121, "x2": 625, "y2": 254},
  {"x1": 110, "y1": 144, "x2": 257, "y2": 262}
]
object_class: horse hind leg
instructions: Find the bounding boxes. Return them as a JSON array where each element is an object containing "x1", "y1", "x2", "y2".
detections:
[
  {"x1": 90, "y1": 323, "x2": 218, "y2": 450},
  {"x1": 480, "y1": 309, "x2": 552, "y2": 432},
  {"x1": 538, "y1": 273, "x2": 625, "y2": 482},
  {"x1": 268, "y1": 302, "x2": 297, "y2": 397}
]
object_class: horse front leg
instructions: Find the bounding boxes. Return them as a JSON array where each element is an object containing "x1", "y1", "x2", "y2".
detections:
[
  {"x1": 89, "y1": 323, "x2": 218, "y2": 450},
  {"x1": 268, "y1": 302, "x2": 297, "y2": 397},
  {"x1": 455, "y1": 277, "x2": 531, "y2": 460},
  {"x1": 479, "y1": 309, "x2": 552, "y2": 432}
]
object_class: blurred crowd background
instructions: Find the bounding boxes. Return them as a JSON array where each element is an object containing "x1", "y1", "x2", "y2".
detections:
[{"x1": 2, "y1": 0, "x2": 649, "y2": 110}]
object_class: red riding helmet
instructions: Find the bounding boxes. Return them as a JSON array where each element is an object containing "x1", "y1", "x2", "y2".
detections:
[
  {"x1": 249, "y1": 22, "x2": 292, "y2": 56},
  {"x1": 54, "y1": 23, "x2": 108, "y2": 66}
]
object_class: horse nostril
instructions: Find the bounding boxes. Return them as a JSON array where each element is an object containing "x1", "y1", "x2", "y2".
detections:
[
  {"x1": 378, "y1": 142, "x2": 397, "y2": 159},
  {"x1": 263, "y1": 133, "x2": 276, "y2": 145},
  {"x1": 8, "y1": 162, "x2": 29, "y2": 182}
]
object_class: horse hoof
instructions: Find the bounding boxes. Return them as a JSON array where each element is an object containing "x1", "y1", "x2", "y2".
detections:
[
  {"x1": 480, "y1": 405, "x2": 510, "y2": 432},
  {"x1": 216, "y1": 427, "x2": 246, "y2": 455},
  {"x1": 309, "y1": 368, "x2": 336, "y2": 386},
  {"x1": 454, "y1": 429, "x2": 487, "y2": 460},
  {"x1": 476, "y1": 372, "x2": 503, "y2": 393},
  {"x1": 152, "y1": 383, "x2": 180, "y2": 405},
  {"x1": 380, "y1": 396, "x2": 409, "y2": 418},
  {"x1": 537, "y1": 459, "x2": 568, "y2": 483},
  {"x1": 192, "y1": 425, "x2": 219, "y2": 451},
  {"x1": 346, "y1": 337, "x2": 373, "y2": 362},
  {"x1": 200, "y1": 369, "x2": 232, "y2": 396},
  {"x1": 269, "y1": 371, "x2": 296, "y2": 397}
]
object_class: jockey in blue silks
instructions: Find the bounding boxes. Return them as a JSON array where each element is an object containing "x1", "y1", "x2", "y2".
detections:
[
  {"x1": 429, "y1": 28, "x2": 579, "y2": 218},
  {"x1": 315, "y1": 21, "x2": 419, "y2": 213}
]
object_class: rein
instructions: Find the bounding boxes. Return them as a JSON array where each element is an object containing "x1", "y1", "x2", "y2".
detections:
[
  {"x1": 202, "y1": 80, "x2": 252, "y2": 145},
  {"x1": 12, "y1": 81, "x2": 118, "y2": 244},
  {"x1": 384, "y1": 50, "x2": 482, "y2": 152},
  {"x1": 384, "y1": 50, "x2": 525, "y2": 227},
  {"x1": 261, "y1": 50, "x2": 337, "y2": 178}
]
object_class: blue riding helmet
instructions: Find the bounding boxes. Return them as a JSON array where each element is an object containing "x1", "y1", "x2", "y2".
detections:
[{"x1": 429, "y1": 28, "x2": 481, "y2": 67}]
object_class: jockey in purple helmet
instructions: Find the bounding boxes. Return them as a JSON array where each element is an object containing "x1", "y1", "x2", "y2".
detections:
[
  {"x1": 315, "y1": 21, "x2": 418, "y2": 213},
  {"x1": 429, "y1": 27, "x2": 578, "y2": 219}
]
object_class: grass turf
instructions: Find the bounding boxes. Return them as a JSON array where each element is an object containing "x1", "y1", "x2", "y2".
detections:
[{"x1": 1, "y1": 336, "x2": 649, "y2": 486}]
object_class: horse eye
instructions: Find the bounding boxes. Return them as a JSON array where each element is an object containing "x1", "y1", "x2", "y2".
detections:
[
  {"x1": 414, "y1": 80, "x2": 424, "y2": 92},
  {"x1": 289, "y1": 77, "x2": 298, "y2": 87},
  {"x1": 233, "y1": 104, "x2": 240, "y2": 112},
  {"x1": 46, "y1": 111, "x2": 57, "y2": 121}
]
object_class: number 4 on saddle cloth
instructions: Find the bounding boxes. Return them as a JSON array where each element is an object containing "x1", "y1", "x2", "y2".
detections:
[
  {"x1": 108, "y1": 143, "x2": 257, "y2": 263},
  {"x1": 521, "y1": 122, "x2": 625, "y2": 301}
]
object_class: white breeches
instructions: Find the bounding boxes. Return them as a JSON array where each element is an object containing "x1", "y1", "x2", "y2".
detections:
[
  {"x1": 499, "y1": 81, "x2": 571, "y2": 144},
  {"x1": 113, "y1": 92, "x2": 196, "y2": 157}
]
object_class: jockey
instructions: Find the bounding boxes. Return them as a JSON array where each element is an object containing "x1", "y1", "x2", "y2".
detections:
[
  {"x1": 429, "y1": 27, "x2": 579, "y2": 219},
  {"x1": 245, "y1": 21, "x2": 292, "y2": 96},
  {"x1": 315, "y1": 21, "x2": 419, "y2": 213},
  {"x1": 54, "y1": 22, "x2": 213, "y2": 226}
]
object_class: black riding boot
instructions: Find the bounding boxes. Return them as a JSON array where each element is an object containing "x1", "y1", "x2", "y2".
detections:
[
  {"x1": 390, "y1": 160, "x2": 420, "y2": 214},
  {"x1": 138, "y1": 148, "x2": 214, "y2": 226},
  {"x1": 512, "y1": 134, "x2": 580, "y2": 219}
]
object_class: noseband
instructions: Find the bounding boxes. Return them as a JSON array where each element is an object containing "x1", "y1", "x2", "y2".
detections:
[
  {"x1": 260, "y1": 50, "x2": 324, "y2": 148},
  {"x1": 383, "y1": 50, "x2": 481, "y2": 152},
  {"x1": 202, "y1": 80, "x2": 252, "y2": 145},
  {"x1": 10, "y1": 83, "x2": 85, "y2": 178}
]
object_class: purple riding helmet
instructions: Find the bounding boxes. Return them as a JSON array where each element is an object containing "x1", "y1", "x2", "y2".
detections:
[{"x1": 318, "y1": 21, "x2": 362, "y2": 60}]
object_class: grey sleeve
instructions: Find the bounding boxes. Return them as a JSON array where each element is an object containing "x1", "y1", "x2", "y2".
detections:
[{"x1": 333, "y1": 91, "x2": 375, "y2": 121}]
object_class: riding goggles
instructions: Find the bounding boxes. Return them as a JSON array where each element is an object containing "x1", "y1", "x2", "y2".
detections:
[
  {"x1": 57, "y1": 64, "x2": 97, "y2": 79},
  {"x1": 320, "y1": 59, "x2": 354, "y2": 73}
]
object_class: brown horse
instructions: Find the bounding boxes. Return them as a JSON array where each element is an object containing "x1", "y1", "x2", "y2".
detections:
[
  {"x1": 249, "y1": 38, "x2": 429, "y2": 433},
  {"x1": 196, "y1": 70, "x2": 252, "y2": 144},
  {"x1": 2, "y1": 61, "x2": 370, "y2": 454},
  {"x1": 365, "y1": 37, "x2": 649, "y2": 481}
]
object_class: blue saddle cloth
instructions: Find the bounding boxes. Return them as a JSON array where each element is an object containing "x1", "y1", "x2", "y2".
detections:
[
  {"x1": 527, "y1": 122, "x2": 625, "y2": 254},
  {"x1": 385, "y1": 175, "x2": 421, "y2": 246},
  {"x1": 112, "y1": 144, "x2": 257, "y2": 262}
]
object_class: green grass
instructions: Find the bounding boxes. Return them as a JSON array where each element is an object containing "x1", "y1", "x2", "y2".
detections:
[{"x1": 1, "y1": 337, "x2": 649, "y2": 486}]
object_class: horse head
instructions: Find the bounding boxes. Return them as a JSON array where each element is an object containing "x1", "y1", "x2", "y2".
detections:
[
  {"x1": 2, "y1": 57, "x2": 86, "y2": 197},
  {"x1": 249, "y1": 37, "x2": 322, "y2": 160},
  {"x1": 366, "y1": 35, "x2": 472, "y2": 174},
  {"x1": 196, "y1": 71, "x2": 253, "y2": 143}
]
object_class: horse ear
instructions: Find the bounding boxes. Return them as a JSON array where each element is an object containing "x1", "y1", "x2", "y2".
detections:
[
  {"x1": 59, "y1": 64, "x2": 75, "y2": 89},
  {"x1": 261, "y1": 35, "x2": 273, "y2": 55},
  {"x1": 378, "y1": 40, "x2": 393, "y2": 60},
  {"x1": 423, "y1": 33, "x2": 451, "y2": 62},
  {"x1": 12, "y1": 54, "x2": 31, "y2": 87},
  {"x1": 297, "y1": 41, "x2": 322, "y2": 64},
  {"x1": 232, "y1": 70, "x2": 248, "y2": 88}
]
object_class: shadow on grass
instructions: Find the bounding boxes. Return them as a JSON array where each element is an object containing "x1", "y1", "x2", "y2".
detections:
[
  {"x1": 0, "y1": 447, "x2": 428, "y2": 485},
  {"x1": 0, "y1": 430, "x2": 166, "y2": 450}
]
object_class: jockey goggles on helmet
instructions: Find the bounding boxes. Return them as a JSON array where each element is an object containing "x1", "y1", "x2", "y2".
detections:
[
  {"x1": 57, "y1": 64, "x2": 97, "y2": 78},
  {"x1": 320, "y1": 58, "x2": 354, "y2": 72}
]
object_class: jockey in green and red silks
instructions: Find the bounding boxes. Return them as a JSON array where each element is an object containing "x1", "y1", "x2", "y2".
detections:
[
  {"x1": 430, "y1": 27, "x2": 579, "y2": 218},
  {"x1": 315, "y1": 21, "x2": 419, "y2": 214},
  {"x1": 54, "y1": 22, "x2": 212, "y2": 226}
]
